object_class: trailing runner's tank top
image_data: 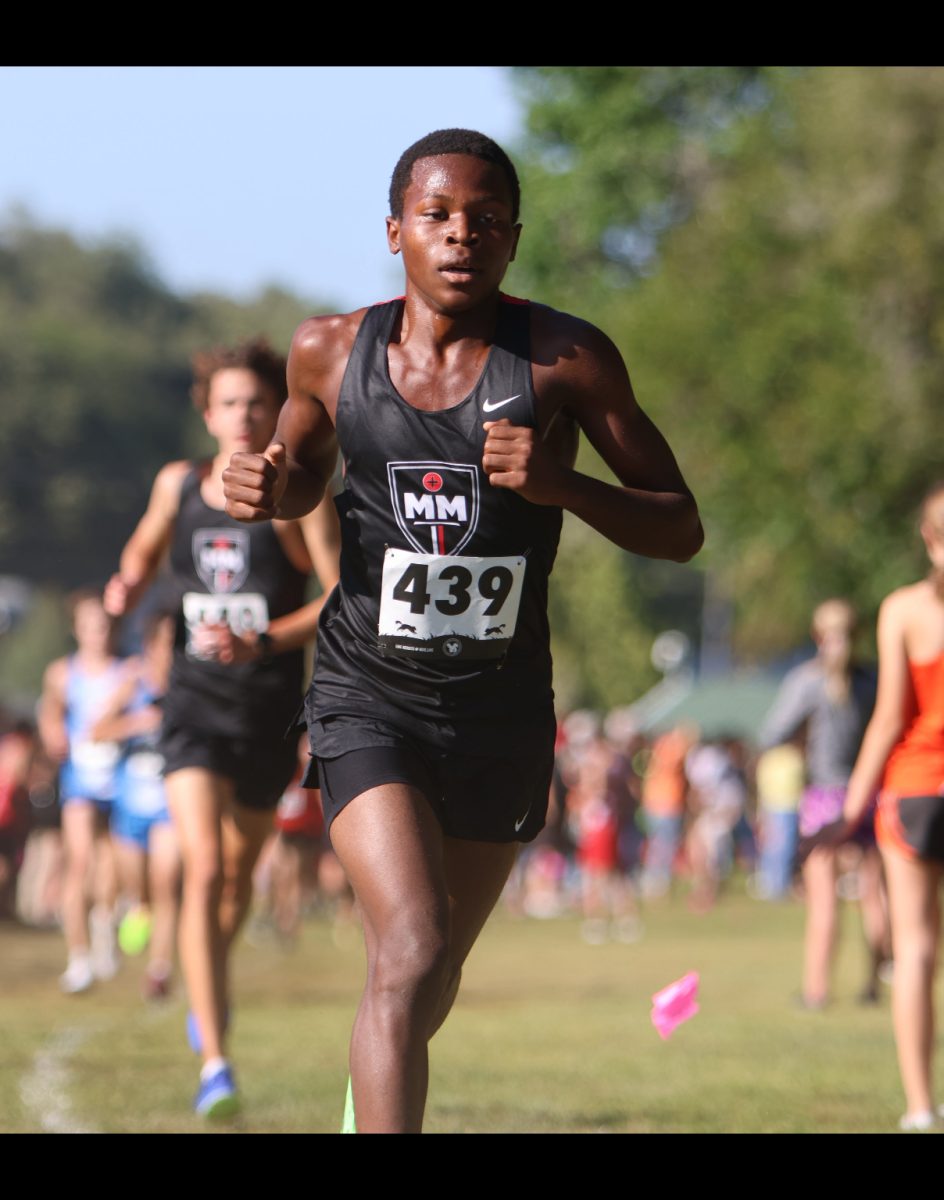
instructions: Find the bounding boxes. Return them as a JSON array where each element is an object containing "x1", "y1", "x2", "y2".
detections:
[
  {"x1": 116, "y1": 677, "x2": 168, "y2": 821},
  {"x1": 163, "y1": 463, "x2": 308, "y2": 739},
  {"x1": 308, "y1": 295, "x2": 563, "y2": 748},
  {"x1": 60, "y1": 656, "x2": 124, "y2": 802}
]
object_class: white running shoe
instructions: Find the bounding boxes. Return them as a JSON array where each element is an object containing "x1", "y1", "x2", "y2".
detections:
[
  {"x1": 580, "y1": 918, "x2": 608, "y2": 945},
  {"x1": 899, "y1": 1110, "x2": 936, "y2": 1132},
  {"x1": 613, "y1": 915, "x2": 645, "y2": 944},
  {"x1": 59, "y1": 955, "x2": 94, "y2": 995}
]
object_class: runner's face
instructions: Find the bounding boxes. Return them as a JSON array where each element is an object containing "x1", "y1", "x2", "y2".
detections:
[
  {"x1": 813, "y1": 608, "x2": 854, "y2": 669},
  {"x1": 203, "y1": 368, "x2": 281, "y2": 456},
  {"x1": 72, "y1": 598, "x2": 112, "y2": 655},
  {"x1": 386, "y1": 154, "x2": 521, "y2": 312}
]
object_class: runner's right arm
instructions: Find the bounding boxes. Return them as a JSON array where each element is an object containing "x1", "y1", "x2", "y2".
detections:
[
  {"x1": 224, "y1": 314, "x2": 359, "y2": 523},
  {"x1": 841, "y1": 590, "x2": 909, "y2": 830},
  {"x1": 104, "y1": 461, "x2": 189, "y2": 616},
  {"x1": 37, "y1": 657, "x2": 69, "y2": 763}
]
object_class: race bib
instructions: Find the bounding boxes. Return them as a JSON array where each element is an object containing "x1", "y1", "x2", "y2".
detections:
[
  {"x1": 182, "y1": 592, "x2": 269, "y2": 661},
  {"x1": 379, "y1": 548, "x2": 525, "y2": 662},
  {"x1": 122, "y1": 751, "x2": 166, "y2": 817},
  {"x1": 70, "y1": 738, "x2": 120, "y2": 794},
  {"x1": 125, "y1": 750, "x2": 164, "y2": 781},
  {"x1": 72, "y1": 738, "x2": 120, "y2": 772}
]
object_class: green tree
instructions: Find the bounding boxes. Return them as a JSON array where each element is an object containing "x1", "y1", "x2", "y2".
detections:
[
  {"x1": 502, "y1": 67, "x2": 777, "y2": 702},
  {"x1": 0, "y1": 585, "x2": 72, "y2": 711},
  {"x1": 0, "y1": 213, "x2": 333, "y2": 704},
  {"x1": 506, "y1": 66, "x2": 944, "y2": 677},
  {"x1": 620, "y1": 67, "x2": 944, "y2": 658},
  {"x1": 508, "y1": 66, "x2": 777, "y2": 315},
  {"x1": 0, "y1": 213, "x2": 329, "y2": 589}
]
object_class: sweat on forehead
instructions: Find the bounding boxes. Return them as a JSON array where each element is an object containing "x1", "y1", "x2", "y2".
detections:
[{"x1": 389, "y1": 128, "x2": 520, "y2": 222}]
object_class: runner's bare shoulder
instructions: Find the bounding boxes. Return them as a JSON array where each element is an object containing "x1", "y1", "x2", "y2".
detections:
[
  {"x1": 528, "y1": 301, "x2": 635, "y2": 409},
  {"x1": 289, "y1": 308, "x2": 372, "y2": 407},
  {"x1": 150, "y1": 459, "x2": 193, "y2": 520}
]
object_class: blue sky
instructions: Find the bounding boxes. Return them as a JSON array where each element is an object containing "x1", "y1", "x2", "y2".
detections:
[{"x1": 0, "y1": 67, "x2": 523, "y2": 312}]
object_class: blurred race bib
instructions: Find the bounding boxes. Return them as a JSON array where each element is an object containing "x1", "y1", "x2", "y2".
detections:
[{"x1": 182, "y1": 592, "x2": 269, "y2": 661}]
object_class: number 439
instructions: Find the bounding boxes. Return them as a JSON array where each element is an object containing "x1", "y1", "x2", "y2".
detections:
[{"x1": 392, "y1": 562, "x2": 514, "y2": 617}]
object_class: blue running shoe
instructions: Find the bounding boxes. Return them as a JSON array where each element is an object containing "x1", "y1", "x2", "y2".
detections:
[{"x1": 194, "y1": 1064, "x2": 240, "y2": 1119}]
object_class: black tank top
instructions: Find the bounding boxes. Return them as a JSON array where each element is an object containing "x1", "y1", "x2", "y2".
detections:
[
  {"x1": 308, "y1": 296, "x2": 563, "y2": 745},
  {"x1": 163, "y1": 463, "x2": 308, "y2": 739}
]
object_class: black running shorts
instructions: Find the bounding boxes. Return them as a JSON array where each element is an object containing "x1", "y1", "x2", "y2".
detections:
[
  {"x1": 304, "y1": 713, "x2": 555, "y2": 844},
  {"x1": 160, "y1": 721, "x2": 298, "y2": 812},
  {"x1": 877, "y1": 792, "x2": 944, "y2": 865}
]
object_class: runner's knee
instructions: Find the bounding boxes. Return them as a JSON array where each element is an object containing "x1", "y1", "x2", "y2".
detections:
[
  {"x1": 894, "y1": 930, "x2": 938, "y2": 974},
  {"x1": 369, "y1": 918, "x2": 450, "y2": 1005},
  {"x1": 182, "y1": 847, "x2": 224, "y2": 898}
]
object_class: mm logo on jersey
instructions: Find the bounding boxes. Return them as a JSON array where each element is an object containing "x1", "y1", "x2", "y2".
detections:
[
  {"x1": 387, "y1": 462, "x2": 480, "y2": 555},
  {"x1": 192, "y1": 529, "x2": 250, "y2": 593}
]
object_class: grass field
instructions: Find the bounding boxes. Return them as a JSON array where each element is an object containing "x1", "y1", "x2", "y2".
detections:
[{"x1": 0, "y1": 886, "x2": 937, "y2": 1134}]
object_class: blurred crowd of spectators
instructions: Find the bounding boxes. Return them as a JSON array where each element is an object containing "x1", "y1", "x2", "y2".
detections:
[
  {"x1": 502, "y1": 706, "x2": 818, "y2": 941},
  {"x1": 1, "y1": 696, "x2": 861, "y2": 957}
]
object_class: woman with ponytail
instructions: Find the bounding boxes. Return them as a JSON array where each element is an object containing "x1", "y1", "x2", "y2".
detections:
[{"x1": 841, "y1": 483, "x2": 944, "y2": 1130}]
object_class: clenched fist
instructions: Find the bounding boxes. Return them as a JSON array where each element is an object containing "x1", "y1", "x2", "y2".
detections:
[
  {"x1": 223, "y1": 443, "x2": 287, "y2": 522},
  {"x1": 482, "y1": 419, "x2": 566, "y2": 506}
]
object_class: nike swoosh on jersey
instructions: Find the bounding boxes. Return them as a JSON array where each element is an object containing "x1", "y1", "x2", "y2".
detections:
[
  {"x1": 482, "y1": 394, "x2": 522, "y2": 413},
  {"x1": 514, "y1": 803, "x2": 532, "y2": 833}
]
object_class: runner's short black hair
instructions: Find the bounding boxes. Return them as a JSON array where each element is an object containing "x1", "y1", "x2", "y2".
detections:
[{"x1": 389, "y1": 129, "x2": 520, "y2": 222}]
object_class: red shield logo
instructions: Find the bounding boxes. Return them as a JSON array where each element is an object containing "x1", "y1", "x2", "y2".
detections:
[{"x1": 192, "y1": 529, "x2": 250, "y2": 593}]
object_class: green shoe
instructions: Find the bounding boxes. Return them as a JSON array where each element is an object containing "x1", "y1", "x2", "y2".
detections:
[{"x1": 341, "y1": 1076, "x2": 356, "y2": 1133}]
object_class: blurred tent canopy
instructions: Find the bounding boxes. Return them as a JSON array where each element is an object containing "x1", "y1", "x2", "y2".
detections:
[{"x1": 630, "y1": 670, "x2": 783, "y2": 743}]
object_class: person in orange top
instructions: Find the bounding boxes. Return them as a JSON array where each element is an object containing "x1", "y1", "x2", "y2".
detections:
[
  {"x1": 640, "y1": 723, "x2": 698, "y2": 897},
  {"x1": 841, "y1": 481, "x2": 944, "y2": 1131}
]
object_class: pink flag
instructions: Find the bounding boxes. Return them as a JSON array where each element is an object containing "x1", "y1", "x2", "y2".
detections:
[{"x1": 651, "y1": 971, "x2": 700, "y2": 1040}]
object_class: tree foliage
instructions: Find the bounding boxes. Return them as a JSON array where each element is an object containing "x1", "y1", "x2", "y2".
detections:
[
  {"x1": 509, "y1": 66, "x2": 776, "y2": 311},
  {"x1": 0, "y1": 211, "x2": 330, "y2": 590},
  {"x1": 620, "y1": 67, "x2": 944, "y2": 658},
  {"x1": 507, "y1": 66, "x2": 944, "y2": 676}
]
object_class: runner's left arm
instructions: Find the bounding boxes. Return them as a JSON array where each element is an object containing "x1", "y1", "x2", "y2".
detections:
[
  {"x1": 482, "y1": 309, "x2": 703, "y2": 562},
  {"x1": 89, "y1": 663, "x2": 160, "y2": 742}
]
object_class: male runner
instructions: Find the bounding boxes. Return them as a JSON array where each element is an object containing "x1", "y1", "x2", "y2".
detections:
[
  {"x1": 89, "y1": 612, "x2": 181, "y2": 1001},
  {"x1": 223, "y1": 129, "x2": 703, "y2": 1132},
  {"x1": 39, "y1": 589, "x2": 123, "y2": 993},
  {"x1": 106, "y1": 338, "x2": 340, "y2": 1117}
]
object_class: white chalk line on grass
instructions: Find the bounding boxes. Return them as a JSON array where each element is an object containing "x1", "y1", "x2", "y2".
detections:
[
  {"x1": 19, "y1": 1000, "x2": 184, "y2": 1133},
  {"x1": 19, "y1": 1025, "x2": 102, "y2": 1133}
]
